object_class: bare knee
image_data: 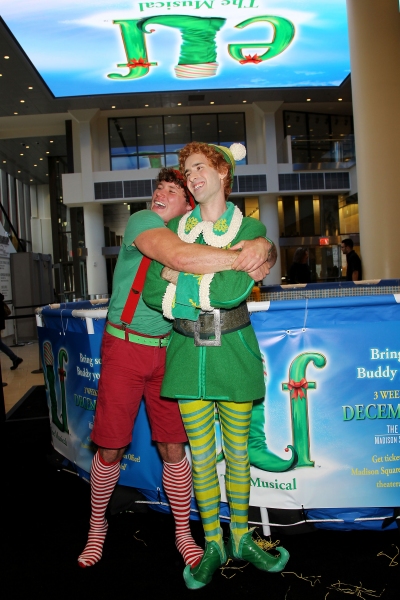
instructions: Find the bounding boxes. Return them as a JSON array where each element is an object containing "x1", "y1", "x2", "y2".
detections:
[
  {"x1": 98, "y1": 447, "x2": 126, "y2": 463},
  {"x1": 157, "y1": 442, "x2": 186, "y2": 463}
]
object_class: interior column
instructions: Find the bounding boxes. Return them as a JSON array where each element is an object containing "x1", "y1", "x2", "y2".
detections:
[
  {"x1": 346, "y1": 0, "x2": 400, "y2": 278},
  {"x1": 83, "y1": 202, "x2": 107, "y2": 296},
  {"x1": 259, "y1": 194, "x2": 281, "y2": 286},
  {"x1": 69, "y1": 109, "x2": 107, "y2": 296}
]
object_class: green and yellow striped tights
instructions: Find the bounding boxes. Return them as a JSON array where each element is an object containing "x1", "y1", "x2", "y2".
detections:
[{"x1": 179, "y1": 399, "x2": 253, "y2": 553}]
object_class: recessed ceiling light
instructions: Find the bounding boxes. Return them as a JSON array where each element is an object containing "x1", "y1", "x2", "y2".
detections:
[
  {"x1": 111, "y1": 105, "x2": 116, "y2": 108},
  {"x1": 30, "y1": 179, "x2": 33, "y2": 182},
  {"x1": 243, "y1": 100, "x2": 247, "y2": 103},
  {"x1": 20, "y1": 153, "x2": 24, "y2": 156},
  {"x1": 40, "y1": 158, "x2": 43, "y2": 161},
  {"x1": 210, "y1": 101, "x2": 214, "y2": 105},
  {"x1": 4, "y1": 56, "x2": 9, "y2": 59},
  {"x1": 20, "y1": 100, "x2": 25, "y2": 103},
  {"x1": 0, "y1": 74, "x2": 2, "y2": 77},
  {"x1": 28, "y1": 86, "x2": 33, "y2": 89},
  {"x1": 145, "y1": 104, "x2": 149, "y2": 107},
  {"x1": 17, "y1": 170, "x2": 21, "y2": 173},
  {"x1": 2, "y1": 160, "x2": 6, "y2": 164},
  {"x1": 14, "y1": 112, "x2": 18, "y2": 115},
  {"x1": 34, "y1": 164, "x2": 37, "y2": 167},
  {"x1": 307, "y1": 98, "x2": 311, "y2": 102},
  {"x1": 177, "y1": 103, "x2": 182, "y2": 106},
  {"x1": 338, "y1": 98, "x2": 343, "y2": 101},
  {"x1": 49, "y1": 140, "x2": 53, "y2": 143},
  {"x1": 26, "y1": 145, "x2": 30, "y2": 148},
  {"x1": 46, "y1": 151, "x2": 50, "y2": 154},
  {"x1": 46, "y1": 174, "x2": 48, "y2": 176}
]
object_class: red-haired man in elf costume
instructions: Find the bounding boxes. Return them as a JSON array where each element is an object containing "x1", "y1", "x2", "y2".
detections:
[{"x1": 143, "y1": 143, "x2": 291, "y2": 589}]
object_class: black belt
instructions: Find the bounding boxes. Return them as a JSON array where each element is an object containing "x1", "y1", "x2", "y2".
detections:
[{"x1": 173, "y1": 303, "x2": 250, "y2": 347}]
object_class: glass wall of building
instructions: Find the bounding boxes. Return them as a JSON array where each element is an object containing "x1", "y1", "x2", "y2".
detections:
[
  {"x1": 283, "y1": 111, "x2": 354, "y2": 165},
  {"x1": 278, "y1": 193, "x2": 359, "y2": 283},
  {"x1": 0, "y1": 167, "x2": 32, "y2": 252},
  {"x1": 109, "y1": 113, "x2": 247, "y2": 171}
]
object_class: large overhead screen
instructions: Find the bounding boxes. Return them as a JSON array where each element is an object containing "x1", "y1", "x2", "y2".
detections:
[{"x1": 2, "y1": 1, "x2": 350, "y2": 97}]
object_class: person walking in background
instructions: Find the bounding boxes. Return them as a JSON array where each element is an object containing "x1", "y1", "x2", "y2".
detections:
[
  {"x1": 0, "y1": 293, "x2": 23, "y2": 371},
  {"x1": 289, "y1": 247, "x2": 311, "y2": 284},
  {"x1": 341, "y1": 238, "x2": 362, "y2": 281}
]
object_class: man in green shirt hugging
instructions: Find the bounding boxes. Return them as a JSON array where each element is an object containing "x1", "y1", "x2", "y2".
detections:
[{"x1": 78, "y1": 167, "x2": 274, "y2": 570}]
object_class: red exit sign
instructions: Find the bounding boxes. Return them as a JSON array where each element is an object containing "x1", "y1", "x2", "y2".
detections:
[{"x1": 319, "y1": 237, "x2": 330, "y2": 246}]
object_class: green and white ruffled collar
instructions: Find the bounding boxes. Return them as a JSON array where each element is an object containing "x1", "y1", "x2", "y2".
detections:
[{"x1": 177, "y1": 201, "x2": 243, "y2": 248}]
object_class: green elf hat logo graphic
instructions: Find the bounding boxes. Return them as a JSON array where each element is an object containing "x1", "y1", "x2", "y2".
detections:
[{"x1": 137, "y1": 15, "x2": 225, "y2": 78}]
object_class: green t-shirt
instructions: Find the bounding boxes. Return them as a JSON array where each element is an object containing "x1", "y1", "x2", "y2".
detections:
[{"x1": 107, "y1": 210, "x2": 172, "y2": 335}]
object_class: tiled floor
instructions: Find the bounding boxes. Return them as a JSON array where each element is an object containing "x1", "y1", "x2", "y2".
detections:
[{"x1": 1, "y1": 337, "x2": 45, "y2": 414}]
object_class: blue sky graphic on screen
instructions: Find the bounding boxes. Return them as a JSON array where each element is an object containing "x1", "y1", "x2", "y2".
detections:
[{"x1": 2, "y1": 0, "x2": 350, "y2": 97}]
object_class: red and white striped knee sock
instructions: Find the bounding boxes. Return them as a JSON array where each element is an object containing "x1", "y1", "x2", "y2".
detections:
[
  {"x1": 162, "y1": 456, "x2": 204, "y2": 567},
  {"x1": 78, "y1": 451, "x2": 121, "y2": 568}
]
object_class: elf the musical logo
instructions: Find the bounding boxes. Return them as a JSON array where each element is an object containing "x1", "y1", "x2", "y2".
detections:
[{"x1": 108, "y1": 14, "x2": 295, "y2": 80}]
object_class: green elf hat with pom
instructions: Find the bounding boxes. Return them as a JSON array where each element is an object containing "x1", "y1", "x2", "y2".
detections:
[{"x1": 208, "y1": 143, "x2": 247, "y2": 178}]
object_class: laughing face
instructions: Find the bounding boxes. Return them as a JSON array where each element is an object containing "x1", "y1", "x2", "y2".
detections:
[
  {"x1": 151, "y1": 180, "x2": 191, "y2": 223},
  {"x1": 184, "y1": 152, "x2": 227, "y2": 206}
]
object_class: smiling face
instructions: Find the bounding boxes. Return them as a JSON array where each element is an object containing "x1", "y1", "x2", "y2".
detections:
[
  {"x1": 184, "y1": 152, "x2": 227, "y2": 206},
  {"x1": 151, "y1": 180, "x2": 191, "y2": 223}
]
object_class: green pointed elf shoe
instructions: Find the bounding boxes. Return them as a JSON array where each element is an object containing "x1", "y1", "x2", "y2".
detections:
[
  {"x1": 225, "y1": 529, "x2": 289, "y2": 573},
  {"x1": 183, "y1": 539, "x2": 227, "y2": 590},
  {"x1": 248, "y1": 399, "x2": 298, "y2": 472}
]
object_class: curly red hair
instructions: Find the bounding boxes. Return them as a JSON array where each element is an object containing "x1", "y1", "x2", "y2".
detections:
[{"x1": 179, "y1": 142, "x2": 232, "y2": 198}]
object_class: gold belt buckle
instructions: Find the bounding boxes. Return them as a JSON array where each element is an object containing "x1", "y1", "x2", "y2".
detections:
[{"x1": 194, "y1": 309, "x2": 221, "y2": 347}]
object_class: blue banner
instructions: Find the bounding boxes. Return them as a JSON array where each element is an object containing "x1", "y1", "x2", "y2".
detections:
[
  {"x1": 37, "y1": 303, "x2": 165, "y2": 499},
  {"x1": 37, "y1": 295, "x2": 400, "y2": 517},
  {"x1": 248, "y1": 295, "x2": 400, "y2": 509}
]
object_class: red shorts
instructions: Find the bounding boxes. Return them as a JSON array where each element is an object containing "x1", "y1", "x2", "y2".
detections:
[{"x1": 91, "y1": 331, "x2": 187, "y2": 449}]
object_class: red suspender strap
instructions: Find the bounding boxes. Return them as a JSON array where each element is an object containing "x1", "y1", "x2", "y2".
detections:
[{"x1": 120, "y1": 256, "x2": 152, "y2": 326}]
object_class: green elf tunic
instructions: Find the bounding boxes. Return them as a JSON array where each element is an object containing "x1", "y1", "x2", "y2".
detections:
[{"x1": 143, "y1": 202, "x2": 266, "y2": 403}]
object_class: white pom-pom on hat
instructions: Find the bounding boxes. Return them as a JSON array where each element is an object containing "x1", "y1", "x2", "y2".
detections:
[{"x1": 229, "y1": 143, "x2": 246, "y2": 161}]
